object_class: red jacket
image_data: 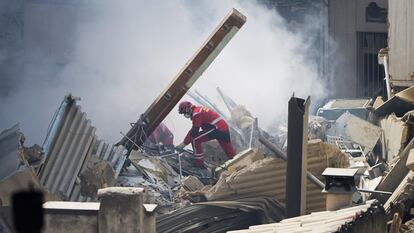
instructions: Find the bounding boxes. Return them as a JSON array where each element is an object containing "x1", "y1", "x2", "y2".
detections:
[
  {"x1": 184, "y1": 106, "x2": 229, "y2": 145},
  {"x1": 148, "y1": 123, "x2": 174, "y2": 146}
]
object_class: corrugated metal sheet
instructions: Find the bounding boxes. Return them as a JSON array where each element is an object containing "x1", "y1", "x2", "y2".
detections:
[
  {"x1": 0, "y1": 124, "x2": 41, "y2": 206},
  {"x1": 70, "y1": 141, "x2": 127, "y2": 202},
  {"x1": 388, "y1": 0, "x2": 414, "y2": 87},
  {"x1": 207, "y1": 140, "x2": 348, "y2": 214},
  {"x1": 157, "y1": 197, "x2": 285, "y2": 233},
  {"x1": 228, "y1": 200, "x2": 382, "y2": 233},
  {"x1": 39, "y1": 95, "x2": 127, "y2": 201}
]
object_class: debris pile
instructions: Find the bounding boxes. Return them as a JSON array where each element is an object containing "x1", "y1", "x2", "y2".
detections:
[{"x1": 1, "y1": 5, "x2": 414, "y2": 232}]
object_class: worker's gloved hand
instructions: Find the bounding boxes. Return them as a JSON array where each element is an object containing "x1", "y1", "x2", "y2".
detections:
[{"x1": 176, "y1": 142, "x2": 186, "y2": 150}]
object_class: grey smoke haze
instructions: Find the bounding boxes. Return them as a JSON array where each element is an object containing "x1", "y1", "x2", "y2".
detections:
[{"x1": 0, "y1": 0, "x2": 328, "y2": 145}]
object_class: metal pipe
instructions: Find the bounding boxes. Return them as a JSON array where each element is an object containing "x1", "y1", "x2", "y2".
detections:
[
  {"x1": 248, "y1": 118, "x2": 257, "y2": 148},
  {"x1": 383, "y1": 54, "x2": 392, "y2": 99},
  {"x1": 357, "y1": 189, "x2": 392, "y2": 195},
  {"x1": 178, "y1": 153, "x2": 182, "y2": 181},
  {"x1": 119, "y1": 131, "x2": 141, "y2": 150},
  {"x1": 216, "y1": 87, "x2": 236, "y2": 113},
  {"x1": 258, "y1": 133, "x2": 287, "y2": 160}
]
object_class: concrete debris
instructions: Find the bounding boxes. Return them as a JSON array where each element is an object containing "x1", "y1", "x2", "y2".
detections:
[
  {"x1": 1, "y1": 6, "x2": 414, "y2": 231},
  {"x1": 79, "y1": 156, "x2": 115, "y2": 198},
  {"x1": 375, "y1": 85, "x2": 414, "y2": 117},
  {"x1": 117, "y1": 157, "x2": 177, "y2": 211},
  {"x1": 326, "y1": 111, "x2": 382, "y2": 154},
  {"x1": 373, "y1": 137, "x2": 414, "y2": 203},
  {"x1": 383, "y1": 171, "x2": 414, "y2": 215},
  {"x1": 176, "y1": 176, "x2": 207, "y2": 203},
  {"x1": 316, "y1": 98, "x2": 372, "y2": 120},
  {"x1": 401, "y1": 218, "x2": 414, "y2": 233},
  {"x1": 308, "y1": 115, "x2": 330, "y2": 140},
  {"x1": 131, "y1": 155, "x2": 180, "y2": 187},
  {"x1": 22, "y1": 144, "x2": 43, "y2": 167},
  {"x1": 180, "y1": 175, "x2": 204, "y2": 192},
  {"x1": 380, "y1": 113, "x2": 410, "y2": 160},
  {"x1": 0, "y1": 124, "x2": 49, "y2": 206},
  {"x1": 215, "y1": 148, "x2": 264, "y2": 175}
]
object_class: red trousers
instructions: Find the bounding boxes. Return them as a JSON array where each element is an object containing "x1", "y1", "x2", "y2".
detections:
[{"x1": 191, "y1": 129, "x2": 236, "y2": 167}]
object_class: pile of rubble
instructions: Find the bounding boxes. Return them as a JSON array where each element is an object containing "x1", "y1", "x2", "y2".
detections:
[{"x1": 2, "y1": 83, "x2": 414, "y2": 232}]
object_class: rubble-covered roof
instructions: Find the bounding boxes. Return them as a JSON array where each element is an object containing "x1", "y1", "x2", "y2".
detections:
[
  {"x1": 228, "y1": 200, "x2": 385, "y2": 233},
  {"x1": 156, "y1": 197, "x2": 285, "y2": 233},
  {"x1": 204, "y1": 140, "x2": 349, "y2": 214}
]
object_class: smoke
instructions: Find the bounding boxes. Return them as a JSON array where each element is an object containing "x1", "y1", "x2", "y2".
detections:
[{"x1": 0, "y1": 0, "x2": 328, "y2": 145}]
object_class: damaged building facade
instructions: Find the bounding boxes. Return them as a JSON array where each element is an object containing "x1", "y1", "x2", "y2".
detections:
[
  {"x1": 261, "y1": 0, "x2": 388, "y2": 98},
  {"x1": 2, "y1": 0, "x2": 414, "y2": 233}
]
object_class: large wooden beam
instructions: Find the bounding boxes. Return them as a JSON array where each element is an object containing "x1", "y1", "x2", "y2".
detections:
[{"x1": 118, "y1": 9, "x2": 246, "y2": 152}]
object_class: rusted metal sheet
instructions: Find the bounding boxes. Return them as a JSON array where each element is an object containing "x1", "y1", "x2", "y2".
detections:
[{"x1": 118, "y1": 9, "x2": 246, "y2": 152}]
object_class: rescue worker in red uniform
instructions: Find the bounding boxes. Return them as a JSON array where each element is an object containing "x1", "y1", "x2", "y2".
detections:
[
  {"x1": 176, "y1": 101, "x2": 236, "y2": 167},
  {"x1": 146, "y1": 122, "x2": 174, "y2": 147}
]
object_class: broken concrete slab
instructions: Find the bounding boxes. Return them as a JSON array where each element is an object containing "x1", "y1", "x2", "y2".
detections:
[
  {"x1": 215, "y1": 148, "x2": 264, "y2": 175},
  {"x1": 180, "y1": 176, "x2": 204, "y2": 192},
  {"x1": 326, "y1": 111, "x2": 382, "y2": 153},
  {"x1": 23, "y1": 144, "x2": 43, "y2": 167},
  {"x1": 375, "y1": 85, "x2": 414, "y2": 117},
  {"x1": 0, "y1": 124, "x2": 45, "y2": 206},
  {"x1": 98, "y1": 187, "x2": 145, "y2": 233},
  {"x1": 373, "y1": 137, "x2": 414, "y2": 203},
  {"x1": 308, "y1": 116, "x2": 330, "y2": 140},
  {"x1": 42, "y1": 201, "x2": 99, "y2": 233},
  {"x1": 130, "y1": 151, "x2": 180, "y2": 187},
  {"x1": 380, "y1": 113, "x2": 409, "y2": 160},
  {"x1": 383, "y1": 171, "x2": 414, "y2": 217},
  {"x1": 176, "y1": 176, "x2": 206, "y2": 203},
  {"x1": 316, "y1": 98, "x2": 371, "y2": 120},
  {"x1": 406, "y1": 149, "x2": 414, "y2": 172},
  {"x1": 79, "y1": 156, "x2": 115, "y2": 198}
]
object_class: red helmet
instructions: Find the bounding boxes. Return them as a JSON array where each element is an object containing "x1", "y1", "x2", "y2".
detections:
[{"x1": 178, "y1": 101, "x2": 193, "y2": 114}]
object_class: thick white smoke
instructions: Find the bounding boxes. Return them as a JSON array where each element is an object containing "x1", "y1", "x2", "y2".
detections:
[{"x1": 0, "y1": 0, "x2": 328, "y2": 145}]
